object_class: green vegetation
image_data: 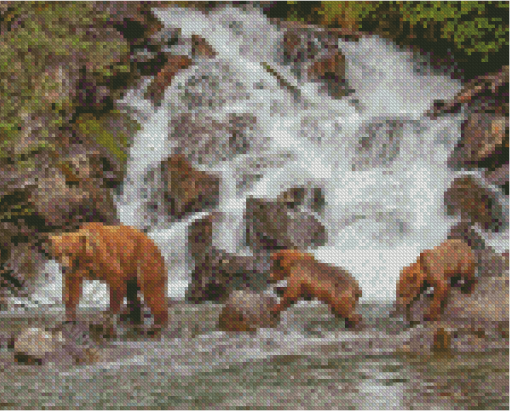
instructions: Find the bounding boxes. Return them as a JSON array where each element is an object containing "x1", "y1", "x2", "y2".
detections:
[
  {"x1": 0, "y1": 2, "x2": 131, "y2": 161},
  {"x1": 284, "y1": 2, "x2": 508, "y2": 63},
  {"x1": 74, "y1": 111, "x2": 141, "y2": 166}
]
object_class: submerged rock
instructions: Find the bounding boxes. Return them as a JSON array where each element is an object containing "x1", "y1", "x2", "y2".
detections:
[{"x1": 218, "y1": 289, "x2": 279, "y2": 332}]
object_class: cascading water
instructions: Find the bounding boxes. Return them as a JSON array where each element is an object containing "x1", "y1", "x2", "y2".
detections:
[{"x1": 31, "y1": 4, "x2": 505, "y2": 308}]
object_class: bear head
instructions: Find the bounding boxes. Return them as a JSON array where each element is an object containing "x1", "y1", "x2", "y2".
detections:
[
  {"x1": 48, "y1": 231, "x2": 93, "y2": 271},
  {"x1": 395, "y1": 260, "x2": 425, "y2": 309}
]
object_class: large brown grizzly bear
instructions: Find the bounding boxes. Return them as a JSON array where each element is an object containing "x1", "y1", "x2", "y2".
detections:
[
  {"x1": 48, "y1": 222, "x2": 168, "y2": 335},
  {"x1": 269, "y1": 250, "x2": 363, "y2": 329},
  {"x1": 395, "y1": 239, "x2": 477, "y2": 322}
]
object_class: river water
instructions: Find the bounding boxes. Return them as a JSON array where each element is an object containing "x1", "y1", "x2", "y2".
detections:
[{"x1": 2, "y1": 5, "x2": 508, "y2": 409}]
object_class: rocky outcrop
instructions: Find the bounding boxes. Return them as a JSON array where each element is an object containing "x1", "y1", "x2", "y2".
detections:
[
  {"x1": 28, "y1": 173, "x2": 118, "y2": 231},
  {"x1": 0, "y1": 242, "x2": 46, "y2": 306},
  {"x1": 429, "y1": 66, "x2": 509, "y2": 177},
  {"x1": 446, "y1": 222, "x2": 486, "y2": 252},
  {"x1": 159, "y1": 154, "x2": 220, "y2": 220},
  {"x1": 244, "y1": 197, "x2": 327, "y2": 252},
  {"x1": 444, "y1": 175, "x2": 506, "y2": 233},
  {"x1": 145, "y1": 54, "x2": 192, "y2": 106},
  {"x1": 448, "y1": 112, "x2": 508, "y2": 170},
  {"x1": 218, "y1": 290, "x2": 279, "y2": 332},
  {"x1": 169, "y1": 112, "x2": 258, "y2": 165},
  {"x1": 186, "y1": 247, "x2": 271, "y2": 303}
]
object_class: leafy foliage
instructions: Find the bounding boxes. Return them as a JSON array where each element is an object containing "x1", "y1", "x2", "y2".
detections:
[
  {"x1": 0, "y1": 2, "x2": 130, "y2": 157},
  {"x1": 284, "y1": 2, "x2": 508, "y2": 63}
]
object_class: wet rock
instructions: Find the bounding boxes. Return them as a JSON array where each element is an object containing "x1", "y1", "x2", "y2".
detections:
[
  {"x1": 148, "y1": 27, "x2": 181, "y2": 50},
  {"x1": 28, "y1": 173, "x2": 119, "y2": 231},
  {"x1": 14, "y1": 328, "x2": 57, "y2": 365},
  {"x1": 145, "y1": 54, "x2": 192, "y2": 106},
  {"x1": 76, "y1": 69, "x2": 113, "y2": 114},
  {"x1": 0, "y1": 242, "x2": 46, "y2": 299},
  {"x1": 428, "y1": 65, "x2": 509, "y2": 119},
  {"x1": 191, "y1": 34, "x2": 217, "y2": 58},
  {"x1": 131, "y1": 49, "x2": 168, "y2": 76},
  {"x1": 307, "y1": 50, "x2": 347, "y2": 98},
  {"x1": 484, "y1": 163, "x2": 509, "y2": 189},
  {"x1": 244, "y1": 197, "x2": 327, "y2": 252},
  {"x1": 169, "y1": 112, "x2": 258, "y2": 165},
  {"x1": 218, "y1": 289, "x2": 279, "y2": 332},
  {"x1": 446, "y1": 222, "x2": 486, "y2": 251},
  {"x1": 277, "y1": 186, "x2": 325, "y2": 214},
  {"x1": 352, "y1": 118, "x2": 404, "y2": 171},
  {"x1": 94, "y1": 2, "x2": 163, "y2": 43},
  {"x1": 159, "y1": 154, "x2": 220, "y2": 220},
  {"x1": 186, "y1": 247, "x2": 271, "y2": 303},
  {"x1": 444, "y1": 175, "x2": 506, "y2": 232},
  {"x1": 180, "y1": 61, "x2": 249, "y2": 111},
  {"x1": 448, "y1": 112, "x2": 508, "y2": 169},
  {"x1": 280, "y1": 28, "x2": 348, "y2": 99},
  {"x1": 187, "y1": 212, "x2": 218, "y2": 261}
]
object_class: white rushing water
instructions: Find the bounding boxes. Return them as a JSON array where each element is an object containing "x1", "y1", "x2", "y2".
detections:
[{"x1": 31, "y1": 4, "x2": 506, "y2": 308}]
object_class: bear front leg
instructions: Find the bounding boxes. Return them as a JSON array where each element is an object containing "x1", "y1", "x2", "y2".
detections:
[
  {"x1": 270, "y1": 283, "x2": 302, "y2": 318},
  {"x1": 424, "y1": 281, "x2": 448, "y2": 322},
  {"x1": 461, "y1": 260, "x2": 477, "y2": 294},
  {"x1": 64, "y1": 271, "x2": 84, "y2": 322}
]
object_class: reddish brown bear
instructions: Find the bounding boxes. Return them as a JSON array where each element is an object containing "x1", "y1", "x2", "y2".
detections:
[
  {"x1": 48, "y1": 223, "x2": 168, "y2": 334},
  {"x1": 395, "y1": 239, "x2": 477, "y2": 322},
  {"x1": 269, "y1": 250, "x2": 363, "y2": 329}
]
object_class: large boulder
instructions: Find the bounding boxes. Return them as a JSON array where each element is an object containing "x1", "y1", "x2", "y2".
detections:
[
  {"x1": 218, "y1": 290, "x2": 279, "y2": 332},
  {"x1": 169, "y1": 112, "x2": 258, "y2": 166},
  {"x1": 244, "y1": 197, "x2": 327, "y2": 252},
  {"x1": 186, "y1": 247, "x2": 271, "y2": 303},
  {"x1": 444, "y1": 175, "x2": 506, "y2": 232},
  {"x1": 14, "y1": 323, "x2": 101, "y2": 366},
  {"x1": 28, "y1": 173, "x2": 119, "y2": 231},
  {"x1": 159, "y1": 154, "x2": 220, "y2": 220},
  {"x1": 448, "y1": 112, "x2": 508, "y2": 170}
]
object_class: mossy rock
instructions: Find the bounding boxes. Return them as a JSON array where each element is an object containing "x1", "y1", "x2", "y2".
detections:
[{"x1": 74, "y1": 111, "x2": 140, "y2": 168}]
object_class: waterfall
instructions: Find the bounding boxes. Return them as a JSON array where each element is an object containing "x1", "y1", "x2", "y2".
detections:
[{"x1": 34, "y1": 4, "x2": 499, "y2": 307}]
